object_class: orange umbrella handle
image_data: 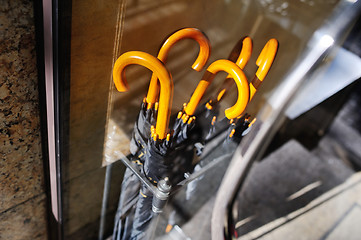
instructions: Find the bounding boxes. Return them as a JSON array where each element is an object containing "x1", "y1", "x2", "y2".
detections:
[
  {"x1": 113, "y1": 51, "x2": 174, "y2": 140},
  {"x1": 146, "y1": 28, "x2": 211, "y2": 107},
  {"x1": 215, "y1": 36, "x2": 253, "y2": 102},
  {"x1": 250, "y1": 38, "x2": 278, "y2": 99},
  {"x1": 184, "y1": 60, "x2": 249, "y2": 119},
  {"x1": 233, "y1": 36, "x2": 253, "y2": 70}
]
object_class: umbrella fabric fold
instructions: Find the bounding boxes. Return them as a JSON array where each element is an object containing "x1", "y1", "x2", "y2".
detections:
[
  {"x1": 112, "y1": 167, "x2": 139, "y2": 240},
  {"x1": 130, "y1": 101, "x2": 156, "y2": 155},
  {"x1": 194, "y1": 102, "x2": 220, "y2": 142},
  {"x1": 144, "y1": 138, "x2": 172, "y2": 184},
  {"x1": 112, "y1": 101, "x2": 155, "y2": 240},
  {"x1": 111, "y1": 49, "x2": 175, "y2": 239},
  {"x1": 171, "y1": 113, "x2": 197, "y2": 146},
  {"x1": 129, "y1": 184, "x2": 154, "y2": 240},
  {"x1": 130, "y1": 138, "x2": 172, "y2": 239},
  {"x1": 222, "y1": 115, "x2": 252, "y2": 147}
]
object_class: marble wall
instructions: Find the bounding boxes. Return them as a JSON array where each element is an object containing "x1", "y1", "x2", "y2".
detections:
[{"x1": 0, "y1": 0, "x2": 48, "y2": 239}]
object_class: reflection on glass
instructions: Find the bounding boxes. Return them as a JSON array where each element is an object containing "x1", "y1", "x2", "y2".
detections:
[
  {"x1": 62, "y1": 0, "x2": 348, "y2": 239},
  {"x1": 104, "y1": 0, "x2": 340, "y2": 164}
]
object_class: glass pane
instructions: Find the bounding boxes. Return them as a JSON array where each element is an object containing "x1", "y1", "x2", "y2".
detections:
[{"x1": 60, "y1": 0, "x2": 359, "y2": 239}]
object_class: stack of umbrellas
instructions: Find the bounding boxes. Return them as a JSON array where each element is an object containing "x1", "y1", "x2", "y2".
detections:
[{"x1": 111, "y1": 28, "x2": 278, "y2": 240}]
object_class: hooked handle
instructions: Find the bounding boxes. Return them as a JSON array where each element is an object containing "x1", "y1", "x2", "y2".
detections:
[
  {"x1": 215, "y1": 36, "x2": 253, "y2": 102},
  {"x1": 184, "y1": 59, "x2": 250, "y2": 119},
  {"x1": 146, "y1": 28, "x2": 211, "y2": 107},
  {"x1": 250, "y1": 38, "x2": 279, "y2": 99},
  {"x1": 113, "y1": 51, "x2": 174, "y2": 140}
]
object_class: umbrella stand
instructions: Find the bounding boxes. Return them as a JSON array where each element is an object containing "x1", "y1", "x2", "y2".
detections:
[
  {"x1": 114, "y1": 154, "x2": 172, "y2": 238},
  {"x1": 110, "y1": 34, "x2": 279, "y2": 239},
  {"x1": 114, "y1": 129, "x2": 239, "y2": 238}
]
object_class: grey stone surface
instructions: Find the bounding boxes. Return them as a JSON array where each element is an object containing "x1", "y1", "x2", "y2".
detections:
[
  {"x1": 242, "y1": 173, "x2": 361, "y2": 240},
  {"x1": 325, "y1": 204, "x2": 361, "y2": 240},
  {"x1": 234, "y1": 140, "x2": 353, "y2": 236},
  {"x1": 0, "y1": 194, "x2": 47, "y2": 240},
  {"x1": 157, "y1": 139, "x2": 356, "y2": 240},
  {"x1": 317, "y1": 117, "x2": 361, "y2": 168}
]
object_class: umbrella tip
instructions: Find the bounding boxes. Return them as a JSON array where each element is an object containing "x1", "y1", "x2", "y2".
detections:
[
  {"x1": 160, "y1": 177, "x2": 171, "y2": 190},
  {"x1": 205, "y1": 101, "x2": 213, "y2": 110},
  {"x1": 211, "y1": 116, "x2": 217, "y2": 125},
  {"x1": 182, "y1": 114, "x2": 190, "y2": 123},
  {"x1": 248, "y1": 118, "x2": 257, "y2": 127},
  {"x1": 177, "y1": 111, "x2": 183, "y2": 119},
  {"x1": 229, "y1": 128, "x2": 236, "y2": 138}
]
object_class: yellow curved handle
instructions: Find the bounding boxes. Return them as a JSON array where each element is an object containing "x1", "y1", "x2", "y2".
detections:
[
  {"x1": 215, "y1": 37, "x2": 253, "y2": 102},
  {"x1": 251, "y1": 39, "x2": 278, "y2": 99},
  {"x1": 184, "y1": 60, "x2": 249, "y2": 119},
  {"x1": 255, "y1": 38, "x2": 278, "y2": 80},
  {"x1": 234, "y1": 36, "x2": 253, "y2": 69},
  {"x1": 113, "y1": 51, "x2": 173, "y2": 139},
  {"x1": 146, "y1": 28, "x2": 211, "y2": 106}
]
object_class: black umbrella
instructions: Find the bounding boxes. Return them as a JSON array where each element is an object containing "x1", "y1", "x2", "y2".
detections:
[
  {"x1": 184, "y1": 39, "x2": 279, "y2": 201},
  {"x1": 111, "y1": 51, "x2": 174, "y2": 240},
  {"x1": 128, "y1": 29, "x2": 212, "y2": 238},
  {"x1": 129, "y1": 135, "x2": 173, "y2": 239},
  {"x1": 112, "y1": 27, "x2": 211, "y2": 239},
  {"x1": 173, "y1": 58, "x2": 250, "y2": 172},
  {"x1": 190, "y1": 36, "x2": 253, "y2": 151},
  {"x1": 142, "y1": 27, "x2": 211, "y2": 185},
  {"x1": 197, "y1": 38, "x2": 279, "y2": 153},
  {"x1": 112, "y1": 36, "x2": 277, "y2": 239},
  {"x1": 129, "y1": 58, "x2": 251, "y2": 239},
  {"x1": 163, "y1": 46, "x2": 253, "y2": 166},
  {"x1": 221, "y1": 38, "x2": 279, "y2": 147}
]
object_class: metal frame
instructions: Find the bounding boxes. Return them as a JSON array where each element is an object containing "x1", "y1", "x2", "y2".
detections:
[{"x1": 40, "y1": 0, "x2": 72, "y2": 239}]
